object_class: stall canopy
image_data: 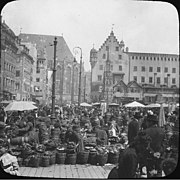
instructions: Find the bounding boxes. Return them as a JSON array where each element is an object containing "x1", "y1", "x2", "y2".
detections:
[
  {"x1": 92, "y1": 102, "x2": 100, "y2": 106},
  {"x1": 124, "y1": 101, "x2": 145, "y2": 107},
  {"x1": 80, "y1": 102, "x2": 92, "y2": 107},
  {"x1": 4, "y1": 101, "x2": 38, "y2": 111},
  {"x1": 108, "y1": 103, "x2": 119, "y2": 106},
  {"x1": 145, "y1": 103, "x2": 168, "y2": 108}
]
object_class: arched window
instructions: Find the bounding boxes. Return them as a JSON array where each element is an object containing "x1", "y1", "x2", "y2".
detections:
[
  {"x1": 65, "y1": 66, "x2": 71, "y2": 94},
  {"x1": 74, "y1": 67, "x2": 79, "y2": 95}
]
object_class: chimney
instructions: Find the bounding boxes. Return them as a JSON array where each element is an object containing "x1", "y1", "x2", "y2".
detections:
[{"x1": 126, "y1": 47, "x2": 129, "y2": 52}]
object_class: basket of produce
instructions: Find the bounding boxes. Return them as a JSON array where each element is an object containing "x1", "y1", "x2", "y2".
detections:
[
  {"x1": 41, "y1": 152, "x2": 50, "y2": 167},
  {"x1": 77, "y1": 150, "x2": 89, "y2": 164},
  {"x1": 56, "y1": 152, "x2": 66, "y2": 164},
  {"x1": 96, "y1": 146, "x2": 108, "y2": 166},
  {"x1": 107, "y1": 146, "x2": 119, "y2": 164},
  {"x1": 49, "y1": 151, "x2": 56, "y2": 165},
  {"x1": 28, "y1": 154, "x2": 40, "y2": 167},
  {"x1": 88, "y1": 148, "x2": 97, "y2": 165},
  {"x1": 65, "y1": 153, "x2": 77, "y2": 165}
]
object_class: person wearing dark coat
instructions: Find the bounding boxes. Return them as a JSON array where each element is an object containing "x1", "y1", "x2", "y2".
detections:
[
  {"x1": 127, "y1": 112, "x2": 140, "y2": 144},
  {"x1": 108, "y1": 131, "x2": 152, "y2": 178},
  {"x1": 144, "y1": 113, "x2": 165, "y2": 177}
]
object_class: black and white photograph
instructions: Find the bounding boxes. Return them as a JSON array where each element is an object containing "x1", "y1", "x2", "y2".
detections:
[{"x1": 0, "y1": 0, "x2": 179, "y2": 178}]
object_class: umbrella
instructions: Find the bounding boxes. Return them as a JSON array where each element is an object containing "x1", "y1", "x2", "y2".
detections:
[
  {"x1": 145, "y1": 103, "x2": 168, "y2": 108},
  {"x1": 92, "y1": 102, "x2": 100, "y2": 106},
  {"x1": 0, "y1": 100, "x2": 13, "y2": 104},
  {"x1": 80, "y1": 102, "x2": 92, "y2": 107},
  {"x1": 145, "y1": 103, "x2": 161, "y2": 108},
  {"x1": 108, "y1": 103, "x2": 119, "y2": 106},
  {"x1": 124, "y1": 101, "x2": 145, "y2": 108},
  {"x1": 159, "y1": 103, "x2": 166, "y2": 127},
  {"x1": 4, "y1": 101, "x2": 38, "y2": 111}
]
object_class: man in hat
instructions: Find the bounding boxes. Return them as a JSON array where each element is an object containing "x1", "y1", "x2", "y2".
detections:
[
  {"x1": 127, "y1": 112, "x2": 140, "y2": 144},
  {"x1": 144, "y1": 113, "x2": 165, "y2": 177}
]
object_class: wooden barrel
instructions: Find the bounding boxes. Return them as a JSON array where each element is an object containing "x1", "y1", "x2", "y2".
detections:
[
  {"x1": 41, "y1": 155, "x2": 50, "y2": 167},
  {"x1": 108, "y1": 152, "x2": 119, "y2": 164},
  {"x1": 77, "y1": 151, "x2": 89, "y2": 164},
  {"x1": 97, "y1": 153, "x2": 108, "y2": 166},
  {"x1": 88, "y1": 151, "x2": 97, "y2": 165},
  {"x1": 56, "y1": 152, "x2": 66, "y2": 164},
  {"x1": 65, "y1": 153, "x2": 77, "y2": 165}
]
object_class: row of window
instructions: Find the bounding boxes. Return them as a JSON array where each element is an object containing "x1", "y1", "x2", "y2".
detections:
[
  {"x1": 133, "y1": 66, "x2": 176, "y2": 73},
  {"x1": 102, "y1": 54, "x2": 122, "y2": 60},
  {"x1": 131, "y1": 55, "x2": 178, "y2": 61},
  {"x1": 99, "y1": 65, "x2": 123, "y2": 71},
  {"x1": 4, "y1": 62, "x2": 16, "y2": 74},
  {"x1": 133, "y1": 76, "x2": 176, "y2": 84}
]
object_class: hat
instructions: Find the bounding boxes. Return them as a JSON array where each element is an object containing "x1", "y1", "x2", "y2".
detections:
[
  {"x1": 72, "y1": 125, "x2": 80, "y2": 132},
  {"x1": 92, "y1": 119, "x2": 100, "y2": 127},
  {"x1": 0, "y1": 122, "x2": 5, "y2": 129},
  {"x1": 133, "y1": 112, "x2": 142, "y2": 119},
  {"x1": 146, "y1": 114, "x2": 158, "y2": 122}
]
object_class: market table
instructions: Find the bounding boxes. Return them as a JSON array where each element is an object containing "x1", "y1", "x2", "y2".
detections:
[{"x1": 19, "y1": 164, "x2": 116, "y2": 178}]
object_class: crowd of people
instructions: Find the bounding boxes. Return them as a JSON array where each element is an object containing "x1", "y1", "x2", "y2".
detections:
[{"x1": 0, "y1": 101, "x2": 179, "y2": 178}]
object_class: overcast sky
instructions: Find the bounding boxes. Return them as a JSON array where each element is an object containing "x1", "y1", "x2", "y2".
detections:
[{"x1": 1, "y1": 0, "x2": 179, "y2": 71}]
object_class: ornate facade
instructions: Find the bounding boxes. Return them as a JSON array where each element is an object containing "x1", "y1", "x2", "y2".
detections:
[{"x1": 90, "y1": 30, "x2": 179, "y2": 104}]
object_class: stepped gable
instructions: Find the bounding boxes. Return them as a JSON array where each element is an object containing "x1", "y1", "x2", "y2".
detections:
[
  {"x1": 19, "y1": 33, "x2": 74, "y2": 63},
  {"x1": 98, "y1": 30, "x2": 121, "y2": 52}
]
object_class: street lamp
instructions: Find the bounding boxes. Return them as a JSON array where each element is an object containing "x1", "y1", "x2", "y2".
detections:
[
  {"x1": 71, "y1": 57, "x2": 77, "y2": 104},
  {"x1": 73, "y1": 47, "x2": 82, "y2": 106},
  {"x1": 51, "y1": 37, "x2": 57, "y2": 122}
]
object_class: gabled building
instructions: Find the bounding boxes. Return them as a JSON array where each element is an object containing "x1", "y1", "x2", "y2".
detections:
[
  {"x1": 90, "y1": 30, "x2": 179, "y2": 104},
  {"x1": 19, "y1": 33, "x2": 82, "y2": 105}
]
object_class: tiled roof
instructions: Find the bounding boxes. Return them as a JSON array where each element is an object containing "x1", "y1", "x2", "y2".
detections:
[{"x1": 19, "y1": 33, "x2": 74, "y2": 63}]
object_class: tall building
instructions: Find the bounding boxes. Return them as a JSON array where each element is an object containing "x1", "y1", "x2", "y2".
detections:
[
  {"x1": 0, "y1": 19, "x2": 18, "y2": 101},
  {"x1": 19, "y1": 33, "x2": 83, "y2": 105},
  {"x1": 16, "y1": 41, "x2": 34, "y2": 101},
  {"x1": 90, "y1": 30, "x2": 179, "y2": 104}
]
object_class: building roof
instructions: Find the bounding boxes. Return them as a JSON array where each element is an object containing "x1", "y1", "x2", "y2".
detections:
[
  {"x1": 19, "y1": 33, "x2": 74, "y2": 63},
  {"x1": 126, "y1": 51, "x2": 179, "y2": 57}
]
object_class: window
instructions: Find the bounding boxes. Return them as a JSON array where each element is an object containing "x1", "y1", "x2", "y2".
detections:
[
  {"x1": 154, "y1": 57, "x2": 156, "y2": 60},
  {"x1": 133, "y1": 76, "x2": 137, "y2": 81},
  {"x1": 157, "y1": 77, "x2": 161, "y2": 84},
  {"x1": 141, "y1": 76, "x2": 145, "y2": 83},
  {"x1": 132, "y1": 56, "x2": 134, "y2": 59},
  {"x1": 111, "y1": 65, "x2": 113, "y2": 71},
  {"x1": 98, "y1": 75, "x2": 102, "y2": 81},
  {"x1": 116, "y1": 47, "x2": 119, "y2": 51},
  {"x1": 36, "y1": 78, "x2": 40, "y2": 82},
  {"x1": 106, "y1": 46, "x2": 109, "y2": 51},
  {"x1": 164, "y1": 77, "x2": 168, "y2": 84},
  {"x1": 16, "y1": 70, "x2": 20, "y2": 77},
  {"x1": 147, "y1": 57, "x2": 149, "y2": 60},
  {"x1": 172, "y1": 68, "x2": 176, "y2": 73},
  {"x1": 103, "y1": 54, "x2": 106, "y2": 59},
  {"x1": 119, "y1": 65, "x2": 122, "y2": 71},
  {"x1": 36, "y1": 68, "x2": 40, "y2": 73},
  {"x1": 141, "y1": 66, "x2": 145, "y2": 72},
  {"x1": 133, "y1": 66, "x2": 137, "y2": 72},
  {"x1": 149, "y1": 67, "x2": 153, "y2": 72},
  {"x1": 150, "y1": 57, "x2": 152, "y2": 60},
  {"x1": 149, "y1": 77, "x2": 153, "y2": 83},
  {"x1": 164, "y1": 67, "x2": 168, "y2": 73},
  {"x1": 172, "y1": 78, "x2": 176, "y2": 84},
  {"x1": 118, "y1": 55, "x2": 122, "y2": 60},
  {"x1": 99, "y1": 65, "x2": 103, "y2": 70},
  {"x1": 157, "y1": 67, "x2": 161, "y2": 72},
  {"x1": 136, "y1": 56, "x2": 138, "y2": 59},
  {"x1": 139, "y1": 56, "x2": 141, "y2": 60}
]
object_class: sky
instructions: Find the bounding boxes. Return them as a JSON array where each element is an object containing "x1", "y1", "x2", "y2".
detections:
[{"x1": 1, "y1": 0, "x2": 179, "y2": 71}]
